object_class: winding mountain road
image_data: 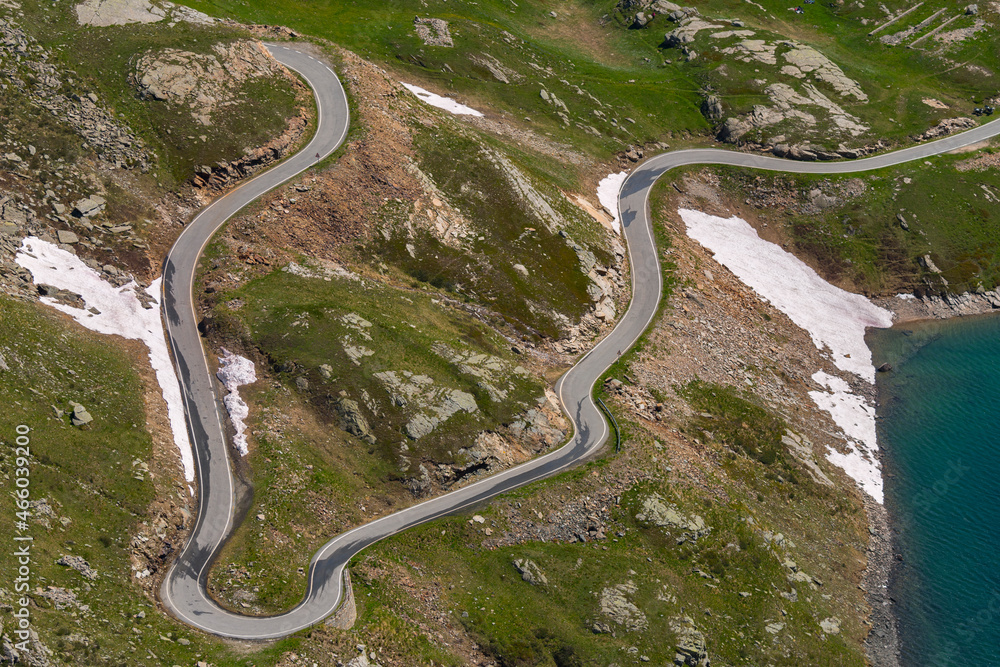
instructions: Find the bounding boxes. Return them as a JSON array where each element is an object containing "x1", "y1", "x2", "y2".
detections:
[{"x1": 160, "y1": 43, "x2": 1000, "y2": 639}]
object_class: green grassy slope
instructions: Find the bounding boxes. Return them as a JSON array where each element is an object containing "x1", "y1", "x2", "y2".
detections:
[
  {"x1": 177, "y1": 0, "x2": 1000, "y2": 153},
  {"x1": 0, "y1": 298, "x2": 305, "y2": 665}
]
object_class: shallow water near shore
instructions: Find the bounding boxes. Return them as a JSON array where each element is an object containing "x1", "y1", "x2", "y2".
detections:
[{"x1": 869, "y1": 314, "x2": 1000, "y2": 667}]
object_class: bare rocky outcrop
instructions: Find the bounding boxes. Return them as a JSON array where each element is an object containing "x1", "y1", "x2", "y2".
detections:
[
  {"x1": 670, "y1": 616, "x2": 711, "y2": 666},
  {"x1": 74, "y1": 0, "x2": 214, "y2": 26},
  {"x1": 132, "y1": 40, "x2": 288, "y2": 126},
  {"x1": 512, "y1": 558, "x2": 548, "y2": 587},
  {"x1": 333, "y1": 397, "x2": 376, "y2": 444},
  {"x1": 879, "y1": 288, "x2": 1000, "y2": 321},
  {"x1": 782, "y1": 429, "x2": 834, "y2": 486},
  {"x1": 913, "y1": 117, "x2": 977, "y2": 142},
  {"x1": 635, "y1": 493, "x2": 710, "y2": 541},
  {"x1": 414, "y1": 17, "x2": 453, "y2": 47},
  {"x1": 0, "y1": 17, "x2": 149, "y2": 170},
  {"x1": 191, "y1": 110, "x2": 309, "y2": 190},
  {"x1": 373, "y1": 370, "x2": 478, "y2": 440},
  {"x1": 56, "y1": 554, "x2": 98, "y2": 580},
  {"x1": 596, "y1": 581, "x2": 648, "y2": 632}
]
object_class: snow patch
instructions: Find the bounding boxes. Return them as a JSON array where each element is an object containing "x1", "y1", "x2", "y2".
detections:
[
  {"x1": 401, "y1": 83, "x2": 484, "y2": 117},
  {"x1": 895, "y1": 293, "x2": 916, "y2": 301},
  {"x1": 808, "y1": 371, "x2": 882, "y2": 503},
  {"x1": 216, "y1": 349, "x2": 256, "y2": 456},
  {"x1": 597, "y1": 172, "x2": 627, "y2": 235},
  {"x1": 678, "y1": 209, "x2": 894, "y2": 504},
  {"x1": 679, "y1": 209, "x2": 893, "y2": 382},
  {"x1": 15, "y1": 238, "x2": 195, "y2": 484}
]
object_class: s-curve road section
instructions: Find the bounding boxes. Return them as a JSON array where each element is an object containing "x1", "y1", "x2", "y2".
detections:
[
  {"x1": 159, "y1": 44, "x2": 349, "y2": 637},
  {"x1": 161, "y1": 41, "x2": 1000, "y2": 638}
]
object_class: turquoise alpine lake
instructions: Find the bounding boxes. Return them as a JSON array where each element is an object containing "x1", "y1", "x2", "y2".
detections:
[{"x1": 869, "y1": 313, "x2": 1000, "y2": 667}]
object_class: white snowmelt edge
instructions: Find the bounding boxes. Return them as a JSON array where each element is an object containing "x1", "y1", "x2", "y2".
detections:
[
  {"x1": 597, "y1": 172, "x2": 627, "y2": 235},
  {"x1": 401, "y1": 83, "x2": 484, "y2": 117},
  {"x1": 808, "y1": 371, "x2": 883, "y2": 503},
  {"x1": 679, "y1": 209, "x2": 893, "y2": 382},
  {"x1": 216, "y1": 348, "x2": 256, "y2": 456},
  {"x1": 14, "y1": 238, "x2": 196, "y2": 485},
  {"x1": 678, "y1": 209, "x2": 893, "y2": 504}
]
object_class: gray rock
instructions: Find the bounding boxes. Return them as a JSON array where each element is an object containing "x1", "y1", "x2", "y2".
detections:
[
  {"x1": 442, "y1": 389, "x2": 477, "y2": 414},
  {"x1": 405, "y1": 463, "x2": 433, "y2": 497},
  {"x1": 69, "y1": 402, "x2": 93, "y2": 426},
  {"x1": 717, "y1": 116, "x2": 751, "y2": 143},
  {"x1": 1, "y1": 203, "x2": 27, "y2": 226},
  {"x1": 599, "y1": 581, "x2": 647, "y2": 631},
  {"x1": 0, "y1": 352, "x2": 7, "y2": 372},
  {"x1": 319, "y1": 364, "x2": 333, "y2": 379},
  {"x1": 635, "y1": 494, "x2": 709, "y2": 538},
  {"x1": 513, "y1": 558, "x2": 548, "y2": 587},
  {"x1": 56, "y1": 230, "x2": 79, "y2": 245},
  {"x1": 788, "y1": 145, "x2": 817, "y2": 161},
  {"x1": 896, "y1": 213, "x2": 909, "y2": 231},
  {"x1": 405, "y1": 413, "x2": 438, "y2": 440},
  {"x1": 670, "y1": 616, "x2": 710, "y2": 666},
  {"x1": 334, "y1": 398, "x2": 375, "y2": 444},
  {"x1": 295, "y1": 376, "x2": 309, "y2": 391},
  {"x1": 966, "y1": 3, "x2": 978, "y2": 14},
  {"x1": 820, "y1": 617, "x2": 841, "y2": 634},
  {"x1": 701, "y1": 95, "x2": 723, "y2": 120},
  {"x1": 513, "y1": 263, "x2": 529, "y2": 277},
  {"x1": 72, "y1": 196, "x2": 106, "y2": 218},
  {"x1": 919, "y1": 254, "x2": 943, "y2": 274},
  {"x1": 56, "y1": 554, "x2": 97, "y2": 580},
  {"x1": 808, "y1": 189, "x2": 840, "y2": 209}
]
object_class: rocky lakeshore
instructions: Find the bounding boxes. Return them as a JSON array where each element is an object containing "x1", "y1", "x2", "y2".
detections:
[{"x1": 877, "y1": 289, "x2": 1000, "y2": 324}]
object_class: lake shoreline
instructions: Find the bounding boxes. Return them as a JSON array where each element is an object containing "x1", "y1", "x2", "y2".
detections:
[{"x1": 867, "y1": 301, "x2": 1000, "y2": 666}]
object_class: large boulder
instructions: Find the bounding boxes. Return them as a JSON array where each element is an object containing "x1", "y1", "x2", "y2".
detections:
[
  {"x1": 69, "y1": 402, "x2": 93, "y2": 426},
  {"x1": 513, "y1": 559, "x2": 548, "y2": 587},
  {"x1": 670, "y1": 616, "x2": 710, "y2": 666},
  {"x1": 334, "y1": 398, "x2": 375, "y2": 444},
  {"x1": 72, "y1": 196, "x2": 106, "y2": 218},
  {"x1": 701, "y1": 95, "x2": 723, "y2": 121},
  {"x1": 716, "y1": 117, "x2": 751, "y2": 143}
]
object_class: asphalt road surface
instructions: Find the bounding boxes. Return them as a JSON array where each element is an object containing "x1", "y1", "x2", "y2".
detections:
[{"x1": 160, "y1": 44, "x2": 1000, "y2": 639}]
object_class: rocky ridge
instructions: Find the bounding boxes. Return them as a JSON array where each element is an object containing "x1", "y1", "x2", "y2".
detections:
[{"x1": 0, "y1": 17, "x2": 149, "y2": 171}]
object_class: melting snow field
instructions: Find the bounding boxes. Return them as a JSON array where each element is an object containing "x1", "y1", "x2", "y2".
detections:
[
  {"x1": 15, "y1": 237, "x2": 195, "y2": 485},
  {"x1": 401, "y1": 83, "x2": 484, "y2": 117},
  {"x1": 678, "y1": 209, "x2": 894, "y2": 503},
  {"x1": 216, "y1": 349, "x2": 256, "y2": 456},
  {"x1": 809, "y1": 371, "x2": 883, "y2": 502},
  {"x1": 680, "y1": 209, "x2": 893, "y2": 382},
  {"x1": 597, "y1": 172, "x2": 627, "y2": 235}
]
